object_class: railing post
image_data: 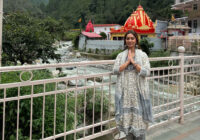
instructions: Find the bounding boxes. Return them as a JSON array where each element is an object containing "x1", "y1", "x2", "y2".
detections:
[{"x1": 178, "y1": 46, "x2": 185, "y2": 124}]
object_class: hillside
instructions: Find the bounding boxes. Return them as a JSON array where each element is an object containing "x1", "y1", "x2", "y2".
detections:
[
  {"x1": 3, "y1": 0, "x2": 48, "y2": 14},
  {"x1": 44, "y1": 0, "x2": 181, "y2": 28},
  {"x1": 3, "y1": 0, "x2": 182, "y2": 29}
]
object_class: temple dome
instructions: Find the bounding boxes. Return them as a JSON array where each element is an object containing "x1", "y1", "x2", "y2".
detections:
[
  {"x1": 110, "y1": 5, "x2": 155, "y2": 34},
  {"x1": 124, "y1": 5, "x2": 155, "y2": 33},
  {"x1": 85, "y1": 20, "x2": 94, "y2": 32}
]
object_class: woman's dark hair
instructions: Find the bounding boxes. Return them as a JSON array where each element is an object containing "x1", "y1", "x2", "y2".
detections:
[{"x1": 124, "y1": 30, "x2": 141, "y2": 49}]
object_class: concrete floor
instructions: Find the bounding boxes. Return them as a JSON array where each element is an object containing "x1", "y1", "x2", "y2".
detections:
[
  {"x1": 147, "y1": 111, "x2": 200, "y2": 140},
  {"x1": 95, "y1": 111, "x2": 200, "y2": 140}
]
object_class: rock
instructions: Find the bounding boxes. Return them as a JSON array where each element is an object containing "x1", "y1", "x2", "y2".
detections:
[
  {"x1": 65, "y1": 67, "x2": 76, "y2": 70},
  {"x1": 52, "y1": 70, "x2": 60, "y2": 77},
  {"x1": 76, "y1": 52, "x2": 81, "y2": 58},
  {"x1": 68, "y1": 79, "x2": 84, "y2": 86}
]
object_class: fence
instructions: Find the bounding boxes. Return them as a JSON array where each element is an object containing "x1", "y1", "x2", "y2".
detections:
[{"x1": 0, "y1": 47, "x2": 200, "y2": 140}]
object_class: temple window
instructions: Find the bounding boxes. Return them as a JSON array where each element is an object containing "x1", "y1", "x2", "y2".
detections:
[
  {"x1": 181, "y1": 21, "x2": 185, "y2": 25},
  {"x1": 193, "y1": 4, "x2": 198, "y2": 10},
  {"x1": 113, "y1": 37, "x2": 117, "y2": 40},
  {"x1": 141, "y1": 35, "x2": 148, "y2": 39},
  {"x1": 193, "y1": 20, "x2": 197, "y2": 29},
  {"x1": 118, "y1": 37, "x2": 123, "y2": 40},
  {"x1": 188, "y1": 20, "x2": 192, "y2": 27}
]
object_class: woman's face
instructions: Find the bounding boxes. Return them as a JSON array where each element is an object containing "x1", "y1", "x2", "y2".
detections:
[{"x1": 125, "y1": 33, "x2": 137, "y2": 49}]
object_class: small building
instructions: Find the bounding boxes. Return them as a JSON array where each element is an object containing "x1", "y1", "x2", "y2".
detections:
[
  {"x1": 172, "y1": 0, "x2": 200, "y2": 35},
  {"x1": 85, "y1": 20, "x2": 94, "y2": 32},
  {"x1": 110, "y1": 5, "x2": 156, "y2": 40},
  {"x1": 79, "y1": 31, "x2": 102, "y2": 51},
  {"x1": 93, "y1": 24, "x2": 121, "y2": 40}
]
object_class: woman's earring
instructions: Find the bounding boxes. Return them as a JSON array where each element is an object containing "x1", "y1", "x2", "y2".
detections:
[{"x1": 135, "y1": 44, "x2": 138, "y2": 48}]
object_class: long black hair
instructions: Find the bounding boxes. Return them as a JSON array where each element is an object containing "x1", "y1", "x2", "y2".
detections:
[{"x1": 124, "y1": 30, "x2": 141, "y2": 50}]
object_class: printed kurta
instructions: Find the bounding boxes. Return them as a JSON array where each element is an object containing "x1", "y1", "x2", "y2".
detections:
[{"x1": 113, "y1": 49, "x2": 153, "y2": 137}]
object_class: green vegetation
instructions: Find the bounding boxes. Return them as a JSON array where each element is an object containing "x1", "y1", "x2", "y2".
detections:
[
  {"x1": 0, "y1": 71, "x2": 109, "y2": 139},
  {"x1": 72, "y1": 32, "x2": 81, "y2": 50},
  {"x1": 99, "y1": 32, "x2": 107, "y2": 39},
  {"x1": 43, "y1": 0, "x2": 182, "y2": 28},
  {"x1": 139, "y1": 38, "x2": 154, "y2": 56},
  {"x1": 2, "y1": 12, "x2": 64, "y2": 65},
  {"x1": 63, "y1": 31, "x2": 81, "y2": 41},
  {"x1": 149, "y1": 50, "x2": 171, "y2": 67},
  {"x1": 111, "y1": 50, "x2": 123, "y2": 59},
  {"x1": 4, "y1": 0, "x2": 182, "y2": 29}
]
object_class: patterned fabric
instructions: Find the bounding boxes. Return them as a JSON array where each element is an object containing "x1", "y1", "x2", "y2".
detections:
[{"x1": 113, "y1": 49, "x2": 153, "y2": 138}]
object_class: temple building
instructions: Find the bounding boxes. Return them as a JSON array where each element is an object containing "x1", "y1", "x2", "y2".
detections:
[
  {"x1": 85, "y1": 20, "x2": 94, "y2": 32},
  {"x1": 110, "y1": 5, "x2": 156, "y2": 40}
]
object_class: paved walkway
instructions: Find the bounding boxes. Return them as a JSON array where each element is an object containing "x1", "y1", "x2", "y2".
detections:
[
  {"x1": 95, "y1": 111, "x2": 200, "y2": 140},
  {"x1": 147, "y1": 111, "x2": 200, "y2": 140}
]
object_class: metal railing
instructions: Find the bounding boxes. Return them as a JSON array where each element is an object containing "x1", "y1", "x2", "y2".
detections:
[{"x1": 0, "y1": 47, "x2": 200, "y2": 140}]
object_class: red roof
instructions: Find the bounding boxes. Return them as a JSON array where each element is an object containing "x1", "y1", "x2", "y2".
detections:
[
  {"x1": 94, "y1": 24, "x2": 120, "y2": 27},
  {"x1": 110, "y1": 5, "x2": 155, "y2": 34},
  {"x1": 85, "y1": 20, "x2": 94, "y2": 32},
  {"x1": 82, "y1": 31, "x2": 102, "y2": 38}
]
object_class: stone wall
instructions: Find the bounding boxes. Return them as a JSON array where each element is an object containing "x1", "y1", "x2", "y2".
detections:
[{"x1": 79, "y1": 35, "x2": 163, "y2": 55}]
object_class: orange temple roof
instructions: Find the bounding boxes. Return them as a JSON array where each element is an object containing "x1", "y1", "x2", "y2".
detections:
[{"x1": 110, "y1": 5, "x2": 155, "y2": 34}]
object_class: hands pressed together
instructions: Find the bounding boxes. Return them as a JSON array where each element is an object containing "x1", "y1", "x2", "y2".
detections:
[{"x1": 119, "y1": 49, "x2": 141, "y2": 72}]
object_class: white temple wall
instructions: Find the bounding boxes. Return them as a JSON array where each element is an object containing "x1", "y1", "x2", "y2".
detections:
[{"x1": 78, "y1": 37, "x2": 163, "y2": 55}]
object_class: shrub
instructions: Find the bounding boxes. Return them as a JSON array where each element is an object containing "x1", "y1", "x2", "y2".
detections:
[
  {"x1": 111, "y1": 50, "x2": 123, "y2": 59},
  {"x1": 63, "y1": 31, "x2": 81, "y2": 41},
  {"x1": 88, "y1": 48, "x2": 92, "y2": 53},
  {"x1": 150, "y1": 50, "x2": 171, "y2": 68},
  {"x1": 99, "y1": 32, "x2": 107, "y2": 39},
  {"x1": 139, "y1": 38, "x2": 154, "y2": 56}
]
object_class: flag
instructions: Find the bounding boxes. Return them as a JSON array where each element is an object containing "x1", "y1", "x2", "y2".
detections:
[
  {"x1": 171, "y1": 14, "x2": 176, "y2": 22},
  {"x1": 78, "y1": 18, "x2": 82, "y2": 23}
]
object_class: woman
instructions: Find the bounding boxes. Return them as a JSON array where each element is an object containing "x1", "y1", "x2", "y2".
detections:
[{"x1": 113, "y1": 30, "x2": 153, "y2": 140}]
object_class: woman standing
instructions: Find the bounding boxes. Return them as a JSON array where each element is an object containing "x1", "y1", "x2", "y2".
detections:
[{"x1": 113, "y1": 30, "x2": 153, "y2": 140}]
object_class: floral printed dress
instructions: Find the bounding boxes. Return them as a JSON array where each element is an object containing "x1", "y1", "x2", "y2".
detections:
[{"x1": 113, "y1": 49, "x2": 153, "y2": 137}]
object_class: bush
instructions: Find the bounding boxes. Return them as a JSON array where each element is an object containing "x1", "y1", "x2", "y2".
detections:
[
  {"x1": 95, "y1": 48, "x2": 99, "y2": 54},
  {"x1": 150, "y1": 50, "x2": 171, "y2": 67},
  {"x1": 111, "y1": 50, "x2": 123, "y2": 59},
  {"x1": 63, "y1": 31, "x2": 81, "y2": 41},
  {"x1": 88, "y1": 48, "x2": 92, "y2": 53},
  {"x1": 99, "y1": 32, "x2": 107, "y2": 39},
  {"x1": 139, "y1": 38, "x2": 154, "y2": 56}
]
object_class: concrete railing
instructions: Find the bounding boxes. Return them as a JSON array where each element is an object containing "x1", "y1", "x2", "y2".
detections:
[
  {"x1": 0, "y1": 47, "x2": 200, "y2": 140},
  {"x1": 168, "y1": 37, "x2": 200, "y2": 54}
]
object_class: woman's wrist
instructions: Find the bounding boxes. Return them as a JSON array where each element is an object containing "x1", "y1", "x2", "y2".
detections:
[{"x1": 133, "y1": 62, "x2": 137, "y2": 67}]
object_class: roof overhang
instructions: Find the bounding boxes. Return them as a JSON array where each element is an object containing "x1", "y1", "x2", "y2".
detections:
[
  {"x1": 171, "y1": 0, "x2": 195, "y2": 10},
  {"x1": 82, "y1": 31, "x2": 102, "y2": 38}
]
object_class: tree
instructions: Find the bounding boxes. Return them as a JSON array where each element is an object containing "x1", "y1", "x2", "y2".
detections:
[
  {"x1": 99, "y1": 32, "x2": 107, "y2": 39},
  {"x1": 139, "y1": 38, "x2": 154, "y2": 56},
  {"x1": 2, "y1": 12, "x2": 61, "y2": 65}
]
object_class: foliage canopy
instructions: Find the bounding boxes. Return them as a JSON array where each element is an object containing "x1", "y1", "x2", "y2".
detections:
[{"x1": 2, "y1": 12, "x2": 61, "y2": 65}]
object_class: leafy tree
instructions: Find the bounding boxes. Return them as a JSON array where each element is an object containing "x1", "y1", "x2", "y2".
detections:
[
  {"x1": 99, "y1": 32, "x2": 107, "y2": 39},
  {"x1": 40, "y1": 17, "x2": 66, "y2": 40},
  {"x1": 2, "y1": 12, "x2": 61, "y2": 65},
  {"x1": 139, "y1": 38, "x2": 154, "y2": 56}
]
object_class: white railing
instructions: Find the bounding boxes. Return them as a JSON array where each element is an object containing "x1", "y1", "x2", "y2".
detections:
[{"x1": 0, "y1": 47, "x2": 200, "y2": 140}]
